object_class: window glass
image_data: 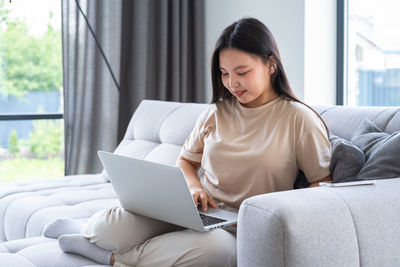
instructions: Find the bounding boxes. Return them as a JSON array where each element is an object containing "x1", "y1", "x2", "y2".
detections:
[
  {"x1": 0, "y1": 0, "x2": 64, "y2": 181},
  {"x1": 0, "y1": 119, "x2": 64, "y2": 182},
  {"x1": 347, "y1": 0, "x2": 400, "y2": 106}
]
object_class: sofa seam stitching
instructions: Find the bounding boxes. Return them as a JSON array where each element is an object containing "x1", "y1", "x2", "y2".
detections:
[
  {"x1": 2, "y1": 180, "x2": 111, "y2": 241},
  {"x1": 142, "y1": 105, "x2": 182, "y2": 160},
  {"x1": 15, "y1": 250, "x2": 37, "y2": 266},
  {"x1": 319, "y1": 188, "x2": 361, "y2": 266},
  {"x1": 241, "y1": 202, "x2": 286, "y2": 266},
  {"x1": 3, "y1": 191, "x2": 39, "y2": 241},
  {"x1": 157, "y1": 105, "x2": 183, "y2": 143},
  {"x1": 23, "y1": 196, "x2": 66, "y2": 239}
]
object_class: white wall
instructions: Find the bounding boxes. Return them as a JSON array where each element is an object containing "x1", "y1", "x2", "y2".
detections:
[
  {"x1": 304, "y1": 0, "x2": 337, "y2": 105},
  {"x1": 204, "y1": 0, "x2": 337, "y2": 105}
]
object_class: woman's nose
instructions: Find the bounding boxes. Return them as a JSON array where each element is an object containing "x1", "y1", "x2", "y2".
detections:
[{"x1": 228, "y1": 77, "x2": 239, "y2": 89}]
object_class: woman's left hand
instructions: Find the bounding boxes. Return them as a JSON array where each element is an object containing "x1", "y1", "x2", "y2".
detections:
[{"x1": 309, "y1": 174, "x2": 332, "y2": 187}]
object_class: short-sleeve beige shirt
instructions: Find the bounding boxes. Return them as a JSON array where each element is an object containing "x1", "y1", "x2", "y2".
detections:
[{"x1": 180, "y1": 96, "x2": 331, "y2": 208}]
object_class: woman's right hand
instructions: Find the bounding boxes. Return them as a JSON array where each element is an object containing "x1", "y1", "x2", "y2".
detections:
[
  {"x1": 189, "y1": 186, "x2": 219, "y2": 212},
  {"x1": 175, "y1": 156, "x2": 218, "y2": 212}
]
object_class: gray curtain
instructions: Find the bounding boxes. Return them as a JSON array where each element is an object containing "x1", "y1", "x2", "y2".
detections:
[{"x1": 62, "y1": 0, "x2": 206, "y2": 175}]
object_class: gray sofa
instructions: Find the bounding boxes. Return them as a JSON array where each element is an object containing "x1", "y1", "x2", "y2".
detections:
[{"x1": 0, "y1": 99, "x2": 399, "y2": 267}]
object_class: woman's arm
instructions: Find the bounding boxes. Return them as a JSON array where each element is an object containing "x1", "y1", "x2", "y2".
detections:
[
  {"x1": 176, "y1": 156, "x2": 218, "y2": 211},
  {"x1": 308, "y1": 174, "x2": 332, "y2": 188}
]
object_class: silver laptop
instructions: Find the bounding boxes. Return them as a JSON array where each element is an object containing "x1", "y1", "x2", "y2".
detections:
[{"x1": 98, "y1": 151, "x2": 238, "y2": 232}]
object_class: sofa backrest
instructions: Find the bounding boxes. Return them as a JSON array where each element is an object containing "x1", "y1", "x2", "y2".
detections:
[
  {"x1": 314, "y1": 105, "x2": 400, "y2": 140},
  {"x1": 102, "y1": 100, "x2": 400, "y2": 179},
  {"x1": 101, "y1": 100, "x2": 208, "y2": 179}
]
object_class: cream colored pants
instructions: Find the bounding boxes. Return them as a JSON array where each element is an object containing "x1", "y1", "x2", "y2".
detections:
[{"x1": 82, "y1": 206, "x2": 237, "y2": 267}]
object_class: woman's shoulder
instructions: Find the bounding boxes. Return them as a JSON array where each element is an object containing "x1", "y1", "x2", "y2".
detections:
[
  {"x1": 202, "y1": 102, "x2": 218, "y2": 113},
  {"x1": 281, "y1": 99, "x2": 319, "y2": 120},
  {"x1": 278, "y1": 99, "x2": 325, "y2": 132},
  {"x1": 194, "y1": 103, "x2": 218, "y2": 126}
]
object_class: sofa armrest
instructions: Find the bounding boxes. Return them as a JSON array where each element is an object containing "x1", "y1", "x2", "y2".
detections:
[
  {"x1": 237, "y1": 187, "x2": 361, "y2": 267},
  {"x1": 237, "y1": 178, "x2": 400, "y2": 267}
]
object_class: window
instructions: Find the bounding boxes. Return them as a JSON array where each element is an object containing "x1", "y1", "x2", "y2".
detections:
[
  {"x1": 343, "y1": 0, "x2": 400, "y2": 106},
  {"x1": 0, "y1": 0, "x2": 63, "y2": 182}
]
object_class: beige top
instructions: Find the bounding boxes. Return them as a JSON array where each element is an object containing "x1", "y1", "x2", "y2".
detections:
[{"x1": 180, "y1": 96, "x2": 331, "y2": 208}]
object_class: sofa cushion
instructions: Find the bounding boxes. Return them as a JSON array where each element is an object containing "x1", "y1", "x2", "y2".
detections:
[
  {"x1": 0, "y1": 236, "x2": 111, "y2": 266},
  {"x1": 0, "y1": 253, "x2": 37, "y2": 267},
  {"x1": 351, "y1": 119, "x2": 400, "y2": 180},
  {"x1": 329, "y1": 135, "x2": 365, "y2": 182},
  {"x1": 2, "y1": 236, "x2": 54, "y2": 253},
  {"x1": 17, "y1": 241, "x2": 101, "y2": 266},
  {"x1": 0, "y1": 174, "x2": 117, "y2": 243},
  {"x1": 101, "y1": 100, "x2": 208, "y2": 181}
]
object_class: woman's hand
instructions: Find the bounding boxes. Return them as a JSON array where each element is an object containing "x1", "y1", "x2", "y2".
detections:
[
  {"x1": 176, "y1": 156, "x2": 218, "y2": 211},
  {"x1": 189, "y1": 186, "x2": 219, "y2": 212},
  {"x1": 308, "y1": 174, "x2": 332, "y2": 187}
]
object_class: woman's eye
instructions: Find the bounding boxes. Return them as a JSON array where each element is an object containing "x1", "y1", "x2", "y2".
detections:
[
  {"x1": 221, "y1": 73, "x2": 229, "y2": 77},
  {"x1": 238, "y1": 71, "x2": 248, "y2": 76}
]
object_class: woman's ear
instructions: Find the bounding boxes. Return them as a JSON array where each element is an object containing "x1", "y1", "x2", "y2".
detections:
[
  {"x1": 269, "y1": 66, "x2": 274, "y2": 74},
  {"x1": 269, "y1": 55, "x2": 277, "y2": 74}
]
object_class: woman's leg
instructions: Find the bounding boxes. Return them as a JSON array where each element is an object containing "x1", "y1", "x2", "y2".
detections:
[
  {"x1": 58, "y1": 206, "x2": 181, "y2": 265},
  {"x1": 81, "y1": 206, "x2": 182, "y2": 252},
  {"x1": 114, "y1": 228, "x2": 237, "y2": 267}
]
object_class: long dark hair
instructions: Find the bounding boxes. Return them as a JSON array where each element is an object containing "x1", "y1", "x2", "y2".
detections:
[{"x1": 211, "y1": 17, "x2": 329, "y2": 134}]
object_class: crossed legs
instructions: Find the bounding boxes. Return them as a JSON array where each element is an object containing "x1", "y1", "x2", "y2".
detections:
[{"x1": 44, "y1": 206, "x2": 237, "y2": 266}]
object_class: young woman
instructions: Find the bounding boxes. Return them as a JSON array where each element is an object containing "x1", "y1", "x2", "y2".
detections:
[{"x1": 44, "y1": 17, "x2": 331, "y2": 266}]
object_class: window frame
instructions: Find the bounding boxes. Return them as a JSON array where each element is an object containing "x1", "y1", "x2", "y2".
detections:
[
  {"x1": 336, "y1": 0, "x2": 348, "y2": 105},
  {"x1": 0, "y1": 113, "x2": 63, "y2": 121}
]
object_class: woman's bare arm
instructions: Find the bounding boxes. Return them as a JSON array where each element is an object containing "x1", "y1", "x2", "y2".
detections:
[
  {"x1": 176, "y1": 156, "x2": 201, "y2": 187},
  {"x1": 176, "y1": 156, "x2": 218, "y2": 211}
]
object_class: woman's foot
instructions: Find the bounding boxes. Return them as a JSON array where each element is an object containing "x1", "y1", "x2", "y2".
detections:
[
  {"x1": 58, "y1": 234, "x2": 113, "y2": 265},
  {"x1": 42, "y1": 218, "x2": 82, "y2": 238}
]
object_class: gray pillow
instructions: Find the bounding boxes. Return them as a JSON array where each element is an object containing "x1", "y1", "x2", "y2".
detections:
[
  {"x1": 294, "y1": 134, "x2": 365, "y2": 187},
  {"x1": 351, "y1": 119, "x2": 400, "y2": 180},
  {"x1": 329, "y1": 135, "x2": 365, "y2": 182}
]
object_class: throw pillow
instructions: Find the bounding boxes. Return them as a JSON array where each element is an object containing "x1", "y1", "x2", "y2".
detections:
[
  {"x1": 294, "y1": 134, "x2": 365, "y2": 187},
  {"x1": 329, "y1": 135, "x2": 365, "y2": 182},
  {"x1": 351, "y1": 119, "x2": 400, "y2": 180}
]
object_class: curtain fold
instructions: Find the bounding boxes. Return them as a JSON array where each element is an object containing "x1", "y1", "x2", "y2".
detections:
[{"x1": 62, "y1": 0, "x2": 206, "y2": 175}]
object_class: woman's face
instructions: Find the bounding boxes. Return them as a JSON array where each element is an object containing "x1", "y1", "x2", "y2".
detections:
[{"x1": 219, "y1": 48, "x2": 276, "y2": 108}]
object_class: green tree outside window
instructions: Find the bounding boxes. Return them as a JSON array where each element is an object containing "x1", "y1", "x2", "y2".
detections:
[{"x1": 0, "y1": 0, "x2": 62, "y2": 97}]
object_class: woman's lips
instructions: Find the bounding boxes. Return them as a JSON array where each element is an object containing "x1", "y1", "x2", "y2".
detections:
[{"x1": 233, "y1": 90, "x2": 246, "y2": 97}]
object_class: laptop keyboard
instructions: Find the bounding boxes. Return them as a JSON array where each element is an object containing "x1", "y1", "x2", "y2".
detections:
[{"x1": 199, "y1": 213, "x2": 227, "y2": 226}]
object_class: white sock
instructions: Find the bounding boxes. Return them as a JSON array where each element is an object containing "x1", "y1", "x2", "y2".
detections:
[
  {"x1": 43, "y1": 218, "x2": 82, "y2": 238},
  {"x1": 58, "y1": 234, "x2": 112, "y2": 265}
]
